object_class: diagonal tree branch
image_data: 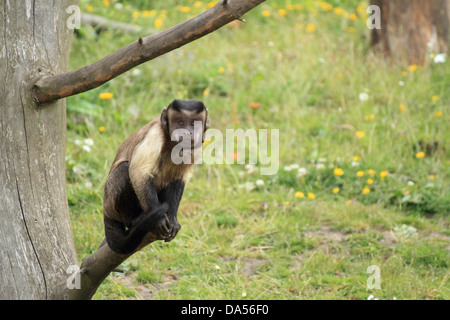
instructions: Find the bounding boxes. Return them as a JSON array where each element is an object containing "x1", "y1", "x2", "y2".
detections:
[
  {"x1": 81, "y1": 13, "x2": 146, "y2": 34},
  {"x1": 33, "y1": 0, "x2": 265, "y2": 105}
]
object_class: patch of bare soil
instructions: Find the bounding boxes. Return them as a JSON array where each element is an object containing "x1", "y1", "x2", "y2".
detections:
[
  {"x1": 305, "y1": 226, "x2": 347, "y2": 243},
  {"x1": 112, "y1": 273, "x2": 177, "y2": 300},
  {"x1": 243, "y1": 258, "x2": 269, "y2": 277}
]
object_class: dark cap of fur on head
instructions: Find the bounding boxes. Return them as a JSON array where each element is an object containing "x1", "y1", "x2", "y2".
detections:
[{"x1": 170, "y1": 99, "x2": 206, "y2": 113}]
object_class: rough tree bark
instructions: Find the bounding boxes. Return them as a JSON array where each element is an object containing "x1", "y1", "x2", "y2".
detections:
[
  {"x1": 0, "y1": 0, "x2": 265, "y2": 300},
  {"x1": 0, "y1": 0, "x2": 79, "y2": 299},
  {"x1": 370, "y1": 0, "x2": 449, "y2": 64}
]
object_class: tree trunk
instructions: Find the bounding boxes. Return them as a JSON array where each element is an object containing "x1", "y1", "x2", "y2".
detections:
[
  {"x1": 0, "y1": 0, "x2": 78, "y2": 299},
  {"x1": 370, "y1": 0, "x2": 449, "y2": 64}
]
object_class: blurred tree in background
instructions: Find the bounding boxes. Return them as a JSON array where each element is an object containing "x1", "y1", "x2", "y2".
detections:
[{"x1": 371, "y1": 0, "x2": 449, "y2": 64}]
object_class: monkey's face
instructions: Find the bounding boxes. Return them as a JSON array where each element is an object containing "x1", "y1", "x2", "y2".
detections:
[
  {"x1": 170, "y1": 112, "x2": 205, "y2": 150},
  {"x1": 161, "y1": 100, "x2": 209, "y2": 150}
]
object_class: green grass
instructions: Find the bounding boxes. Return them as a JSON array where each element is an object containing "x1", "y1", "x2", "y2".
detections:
[{"x1": 67, "y1": 0, "x2": 449, "y2": 300}]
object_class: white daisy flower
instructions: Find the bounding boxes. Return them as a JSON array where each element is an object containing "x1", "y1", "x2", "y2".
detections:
[
  {"x1": 84, "y1": 138, "x2": 94, "y2": 146},
  {"x1": 359, "y1": 93, "x2": 369, "y2": 102},
  {"x1": 433, "y1": 53, "x2": 446, "y2": 63}
]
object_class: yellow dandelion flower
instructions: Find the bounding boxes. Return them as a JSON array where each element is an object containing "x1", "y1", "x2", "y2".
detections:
[
  {"x1": 194, "y1": 2, "x2": 204, "y2": 9},
  {"x1": 102, "y1": 0, "x2": 110, "y2": 7},
  {"x1": 431, "y1": 95, "x2": 440, "y2": 101},
  {"x1": 203, "y1": 87, "x2": 210, "y2": 97},
  {"x1": 295, "y1": 191, "x2": 305, "y2": 198},
  {"x1": 353, "y1": 156, "x2": 361, "y2": 162},
  {"x1": 142, "y1": 10, "x2": 154, "y2": 17},
  {"x1": 333, "y1": 7, "x2": 344, "y2": 15},
  {"x1": 320, "y1": 2, "x2": 333, "y2": 11},
  {"x1": 435, "y1": 111, "x2": 443, "y2": 117},
  {"x1": 407, "y1": 64, "x2": 418, "y2": 72},
  {"x1": 349, "y1": 13, "x2": 358, "y2": 21},
  {"x1": 362, "y1": 187, "x2": 371, "y2": 195},
  {"x1": 132, "y1": 11, "x2": 140, "y2": 19},
  {"x1": 99, "y1": 126, "x2": 105, "y2": 133},
  {"x1": 180, "y1": 6, "x2": 191, "y2": 13},
  {"x1": 334, "y1": 168, "x2": 344, "y2": 176},
  {"x1": 416, "y1": 151, "x2": 425, "y2": 159},
  {"x1": 355, "y1": 131, "x2": 365, "y2": 138},
  {"x1": 262, "y1": 10, "x2": 271, "y2": 17},
  {"x1": 87, "y1": 5, "x2": 94, "y2": 13},
  {"x1": 307, "y1": 192, "x2": 316, "y2": 200},
  {"x1": 99, "y1": 92, "x2": 113, "y2": 100},
  {"x1": 278, "y1": 9, "x2": 287, "y2": 16},
  {"x1": 402, "y1": 71, "x2": 408, "y2": 77},
  {"x1": 154, "y1": 18, "x2": 164, "y2": 28},
  {"x1": 357, "y1": 171, "x2": 364, "y2": 177},
  {"x1": 218, "y1": 67, "x2": 225, "y2": 74},
  {"x1": 428, "y1": 174, "x2": 435, "y2": 180},
  {"x1": 367, "y1": 178, "x2": 374, "y2": 185},
  {"x1": 306, "y1": 23, "x2": 316, "y2": 32},
  {"x1": 284, "y1": 201, "x2": 290, "y2": 205},
  {"x1": 356, "y1": 4, "x2": 363, "y2": 13},
  {"x1": 332, "y1": 188, "x2": 340, "y2": 194},
  {"x1": 368, "y1": 169, "x2": 375, "y2": 175},
  {"x1": 399, "y1": 103, "x2": 407, "y2": 112},
  {"x1": 380, "y1": 171, "x2": 389, "y2": 178},
  {"x1": 347, "y1": 199, "x2": 353, "y2": 206}
]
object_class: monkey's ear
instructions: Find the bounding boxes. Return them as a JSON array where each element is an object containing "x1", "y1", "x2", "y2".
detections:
[
  {"x1": 203, "y1": 108, "x2": 209, "y2": 143},
  {"x1": 204, "y1": 108, "x2": 210, "y2": 131},
  {"x1": 161, "y1": 107, "x2": 169, "y2": 134}
]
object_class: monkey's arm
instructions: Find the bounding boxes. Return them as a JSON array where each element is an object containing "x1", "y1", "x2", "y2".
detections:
[
  {"x1": 159, "y1": 179, "x2": 185, "y2": 242},
  {"x1": 136, "y1": 174, "x2": 161, "y2": 212},
  {"x1": 128, "y1": 123, "x2": 164, "y2": 213}
]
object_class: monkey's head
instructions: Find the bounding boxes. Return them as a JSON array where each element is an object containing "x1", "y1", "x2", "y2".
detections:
[{"x1": 160, "y1": 99, "x2": 209, "y2": 150}]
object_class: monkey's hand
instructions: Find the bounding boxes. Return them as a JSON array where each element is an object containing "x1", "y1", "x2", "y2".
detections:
[
  {"x1": 164, "y1": 217, "x2": 181, "y2": 243},
  {"x1": 147, "y1": 203, "x2": 174, "y2": 240},
  {"x1": 132, "y1": 203, "x2": 170, "y2": 240}
]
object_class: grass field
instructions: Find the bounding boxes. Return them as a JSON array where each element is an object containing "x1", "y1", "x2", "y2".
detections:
[{"x1": 67, "y1": 0, "x2": 449, "y2": 299}]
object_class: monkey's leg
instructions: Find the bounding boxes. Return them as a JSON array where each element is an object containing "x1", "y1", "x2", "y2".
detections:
[
  {"x1": 104, "y1": 203, "x2": 169, "y2": 254},
  {"x1": 104, "y1": 162, "x2": 170, "y2": 254},
  {"x1": 100, "y1": 210, "x2": 168, "y2": 271},
  {"x1": 159, "y1": 179, "x2": 185, "y2": 242}
]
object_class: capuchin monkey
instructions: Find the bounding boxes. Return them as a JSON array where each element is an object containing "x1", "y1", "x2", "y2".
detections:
[{"x1": 102, "y1": 100, "x2": 209, "y2": 254}]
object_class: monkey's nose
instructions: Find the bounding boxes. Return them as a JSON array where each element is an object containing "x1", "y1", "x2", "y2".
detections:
[{"x1": 177, "y1": 134, "x2": 190, "y2": 143}]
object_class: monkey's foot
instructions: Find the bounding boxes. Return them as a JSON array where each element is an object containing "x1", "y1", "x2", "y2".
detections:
[{"x1": 164, "y1": 220, "x2": 181, "y2": 242}]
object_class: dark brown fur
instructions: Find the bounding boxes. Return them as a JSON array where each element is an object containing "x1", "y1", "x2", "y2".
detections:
[{"x1": 102, "y1": 100, "x2": 208, "y2": 254}]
